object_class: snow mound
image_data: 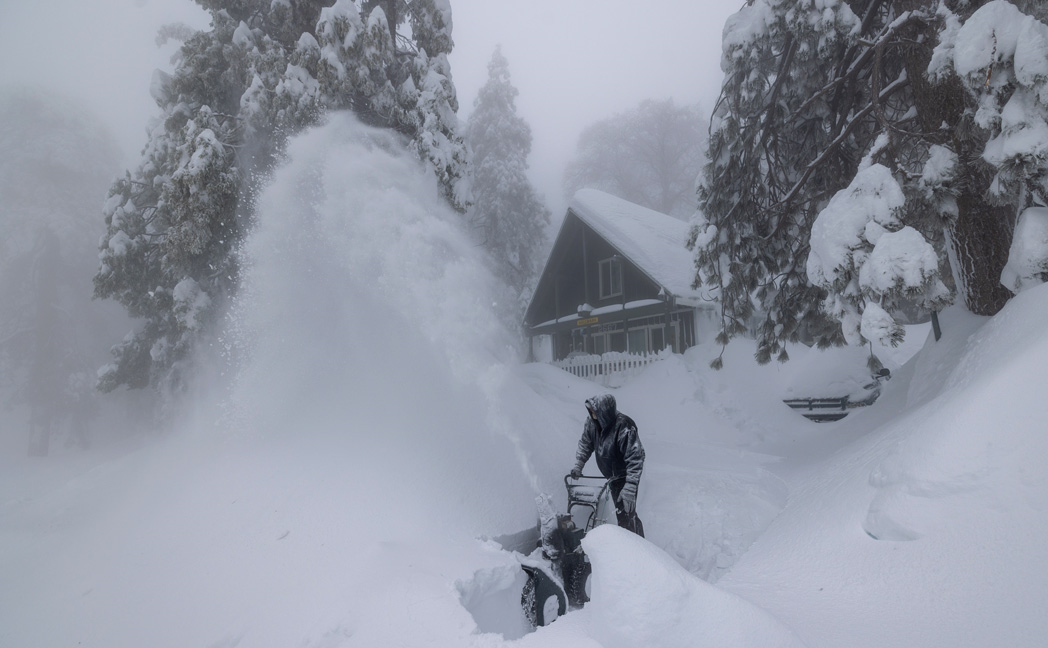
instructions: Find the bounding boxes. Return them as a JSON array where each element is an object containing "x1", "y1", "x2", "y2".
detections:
[
  {"x1": 582, "y1": 525, "x2": 806, "y2": 648},
  {"x1": 457, "y1": 560, "x2": 531, "y2": 640},
  {"x1": 864, "y1": 283, "x2": 1048, "y2": 541},
  {"x1": 719, "y1": 285, "x2": 1048, "y2": 648}
]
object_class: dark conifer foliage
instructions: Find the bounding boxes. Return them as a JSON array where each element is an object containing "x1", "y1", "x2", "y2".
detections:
[
  {"x1": 692, "y1": 0, "x2": 1048, "y2": 367},
  {"x1": 95, "y1": 0, "x2": 468, "y2": 393}
]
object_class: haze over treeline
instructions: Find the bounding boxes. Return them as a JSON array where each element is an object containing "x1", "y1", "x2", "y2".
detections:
[
  {"x1": 0, "y1": 87, "x2": 145, "y2": 456},
  {"x1": 1, "y1": 0, "x2": 1046, "y2": 481}
]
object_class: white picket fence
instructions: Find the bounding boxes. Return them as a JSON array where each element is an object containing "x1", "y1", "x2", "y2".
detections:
[{"x1": 552, "y1": 350, "x2": 672, "y2": 387}]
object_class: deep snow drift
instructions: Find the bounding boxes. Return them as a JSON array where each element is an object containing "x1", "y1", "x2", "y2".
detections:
[
  {"x1": 3, "y1": 114, "x2": 1047, "y2": 648},
  {"x1": 718, "y1": 292, "x2": 1048, "y2": 648}
]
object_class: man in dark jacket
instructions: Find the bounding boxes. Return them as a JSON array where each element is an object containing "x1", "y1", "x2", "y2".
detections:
[{"x1": 569, "y1": 393, "x2": 645, "y2": 537}]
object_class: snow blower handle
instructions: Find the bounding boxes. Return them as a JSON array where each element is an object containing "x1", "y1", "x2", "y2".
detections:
[{"x1": 565, "y1": 473, "x2": 605, "y2": 485}]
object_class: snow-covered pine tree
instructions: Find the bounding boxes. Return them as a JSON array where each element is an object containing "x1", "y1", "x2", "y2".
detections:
[
  {"x1": 403, "y1": 0, "x2": 470, "y2": 211},
  {"x1": 934, "y1": 1, "x2": 1048, "y2": 296},
  {"x1": 692, "y1": 0, "x2": 1048, "y2": 368},
  {"x1": 95, "y1": 0, "x2": 470, "y2": 393},
  {"x1": 466, "y1": 46, "x2": 551, "y2": 316},
  {"x1": 691, "y1": 0, "x2": 865, "y2": 366}
]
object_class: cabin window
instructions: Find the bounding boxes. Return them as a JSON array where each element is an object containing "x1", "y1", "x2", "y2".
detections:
[
  {"x1": 627, "y1": 328, "x2": 648, "y2": 355},
  {"x1": 599, "y1": 257, "x2": 623, "y2": 299},
  {"x1": 651, "y1": 327, "x2": 665, "y2": 352}
]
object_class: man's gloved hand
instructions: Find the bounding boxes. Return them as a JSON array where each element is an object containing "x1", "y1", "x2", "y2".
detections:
[
  {"x1": 619, "y1": 493, "x2": 636, "y2": 515},
  {"x1": 569, "y1": 467, "x2": 582, "y2": 480}
]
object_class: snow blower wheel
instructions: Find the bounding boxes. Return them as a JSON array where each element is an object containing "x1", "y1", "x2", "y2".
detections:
[{"x1": 521, "y1": 566, "x2": 566, "y2": 626}]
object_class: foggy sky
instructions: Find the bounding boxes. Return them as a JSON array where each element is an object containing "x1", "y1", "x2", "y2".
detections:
[{"x1": 0, "y1": 0, "x2": 739, "y2": 218}]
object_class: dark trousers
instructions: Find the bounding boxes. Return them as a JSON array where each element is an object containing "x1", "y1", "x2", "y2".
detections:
[{"x1": 609, "y1": 478, "x2": 645, "y2": 537}]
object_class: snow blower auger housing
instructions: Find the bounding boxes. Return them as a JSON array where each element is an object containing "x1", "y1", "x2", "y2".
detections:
[{"x1": 520, "y1": 475, "x2": 615, "y2": 627}]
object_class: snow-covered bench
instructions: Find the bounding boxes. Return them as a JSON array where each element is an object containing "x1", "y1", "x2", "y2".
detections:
[
  {"x1": 782, "y1": 397, "x2": 850, "y2": 422},
  {"x1": 784, "y1": 368, "x2": 889, "y2": 422}
]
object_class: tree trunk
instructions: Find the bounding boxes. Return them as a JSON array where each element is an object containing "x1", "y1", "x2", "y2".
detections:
[
  {"x1": 901, "y1": 3, "x2": 1014, "y2": 316},
  {"x1": 947, "y1": 192, "x2": 1015, "y2": 314}
]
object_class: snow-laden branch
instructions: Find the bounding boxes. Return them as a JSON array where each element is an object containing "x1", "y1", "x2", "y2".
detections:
[
  {"x1": 787, "y1": 10, "x2": 926, "y2": 126},
  {"x1": 772, "y1": 71, "x2": 910, "y2": 216}
]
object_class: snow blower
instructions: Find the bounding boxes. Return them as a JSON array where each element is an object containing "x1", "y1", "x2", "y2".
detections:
[{"x1": 518, "y1": 474, "x2": 617, "y2": 627}]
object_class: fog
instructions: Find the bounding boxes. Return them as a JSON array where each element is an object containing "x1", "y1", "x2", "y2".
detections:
[
  {"x1": 4, "y1": 5, "x2": 1048, "y2": 645},
  {"x1": 448, "y1": 0, "x2": 738, "y2": 215},
  {"x1": 0, "y1": 0, "x2": 736, "y2": 212},
  {"x1": 0, "y1": 0, "x2": 737, "y2": 454}
]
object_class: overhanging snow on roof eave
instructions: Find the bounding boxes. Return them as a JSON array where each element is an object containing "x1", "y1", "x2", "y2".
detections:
[
  {"x1": 656, "y1": 288, "x2": 717, "y2": 309},
  {"x1": 674, "y1": 296, "x2": 713, "y2": 309}
]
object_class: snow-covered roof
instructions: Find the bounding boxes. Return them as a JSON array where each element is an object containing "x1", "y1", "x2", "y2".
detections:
[{"x1": 568, "y1": 189, "x2": 713, "y2": 305}]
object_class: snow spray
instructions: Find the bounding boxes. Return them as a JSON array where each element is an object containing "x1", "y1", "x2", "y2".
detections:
[{"x1": 221, "y1": 112, "x2": 538, "y2": 525}]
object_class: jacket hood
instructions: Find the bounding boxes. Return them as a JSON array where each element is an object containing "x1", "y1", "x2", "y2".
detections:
[{"x1": 585, "y1": 394, "x2": 618, "y2": 431}]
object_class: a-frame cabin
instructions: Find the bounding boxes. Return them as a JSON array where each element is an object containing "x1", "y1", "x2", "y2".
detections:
[{"x1": 524, "y1": 189, "x2": 715, "y2": 362}]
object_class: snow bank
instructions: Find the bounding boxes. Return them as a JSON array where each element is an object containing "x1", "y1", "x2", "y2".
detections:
[
  {"x1": 582, "y1": 525, "x2": 805, "y2": 648},
  {"x1": 719, "y1": 286, "x2": 1048, "y2": 647}
]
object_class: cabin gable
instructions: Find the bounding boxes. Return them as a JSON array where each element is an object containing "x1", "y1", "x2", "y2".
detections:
[{"x1": 525, "y1": 192, "x2": 712, "y2": 363}]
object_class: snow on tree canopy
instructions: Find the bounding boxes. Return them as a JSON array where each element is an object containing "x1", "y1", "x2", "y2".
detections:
[
  {"x1": 317, "y1": 0, "x2": 363, "y2": 49},
  {"x1": 859, "y1": 226, "x2": 942, "y2": 297},
  {"x1": 808, "y1": 163, "x2": 947, "y2": 348},
  {"x1": 465, "y1": 46, "x2": 549, "y2": 317},
  {"x1": 982, "y1": 88, "x2": 1048, "y2": 168},
  {"x1": 1001, "y1": 207, "x2": 1048, "y2": 294},
  {"x1": 232, "y1": 21, "x2": 254, "y2": 48},
  {"x1": 571, "y1": 189, "x2": 713, "y2": 306},
  {"x1": 858, "y1": 300, "x2": 901, "y2": 348},
  {"x1": 936, "y1": 1, "x2": 1048, "y2": 205},
  {"x1": 807, "y1": 164, "x2": 905, "y2": 291},
  {"x1": 950, "y1": 1, "x2": 1048, "y2": 84},
  {"x1": 106, "y1": 231, "x2": 133, "y2": 257},
  {"x1": 94, "y1": 0, "x2": 471, "y2": 392},
  {"x1": 721, "y1": 0, "x2": 858, "y2": 60},
  {"x1": 173, "y1": 277, "x2": 211, "y2": 331},
  {"x1": 919, "y1": 144, "x2": 959, "y2": 190},
  {"x1": 418, "y1": 0, "x2": 453, "y2": 37}
]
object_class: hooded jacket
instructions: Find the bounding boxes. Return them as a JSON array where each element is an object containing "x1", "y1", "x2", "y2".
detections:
[{"x1": 573, "y1": 394, "x2": 645, "y2": 502}]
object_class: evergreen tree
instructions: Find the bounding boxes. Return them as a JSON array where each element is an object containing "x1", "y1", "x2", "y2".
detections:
[
  {"x1": 466, "y1": 47, "x2": 550, "y2": 316},
  {"x1": 95, "y1": 0, "x2": 470, "y2": 393},
  {"x1": 691, "y1": 0, "x2": 865, "y2": 366},
  {"x1": 692, "y1": 0, "x2": 1048, "y2": 367}
]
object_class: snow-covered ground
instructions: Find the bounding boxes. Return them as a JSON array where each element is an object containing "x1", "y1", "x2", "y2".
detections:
[{"x1": 2, "y1": 114, "x2": 1047, "y2": 647}]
